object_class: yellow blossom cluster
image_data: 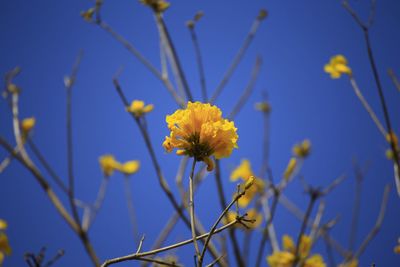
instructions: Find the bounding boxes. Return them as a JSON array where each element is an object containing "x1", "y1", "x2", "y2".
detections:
[
  {"x1": 126, "y1": 100, "x2": 154, "y2": 118},
  {"x1": 292, "y1": 139, "x2": 311, "y2": 158},
  {"x1": 140, "y1": 0, "x2": 170, "y2": 13},
  {"x1": 267, "y1": 235, "x2": 326, "y2": 267},
  {"x1": 99, "y1": 155, "x2": 140, "y2": 177},
  {"x1": 163, "y1": 102, "x2": 238, "y2": 171},
  {"x1": 21, "y1": 117, "x2": 36, "y2": 133},
  {"x1": 230, "y1": 159, "x2": 265, "y2": 207},
  {"x1": 324, "y1": 55, "x2": 352, "y2": 79},
  {"x1": 0, "y1": 219, "x2": 11, "y2": 265}
]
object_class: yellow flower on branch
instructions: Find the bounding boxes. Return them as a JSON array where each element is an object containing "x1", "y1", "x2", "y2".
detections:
[
  {"x1": 324, "y1": 55, "x2": 352, "y2": 79},
  {"x1": 126, "y1": 100, "x2": 154, "y2": 118},
  {"x1": 99, "y1": 155, "x2": 140, "y2": 177},
  {"x1": 292, "y1": 139, "x2": 311, "y2": 158},
  {"x1": 223, "y1": 208, "x2": 262, "y2": 230},
  {"x1": 163, "y1": 101, "x2": 238, "y2": 171},
  {"x1": 21, "y1": 117, "x2": 36, "y2": 133},
  {"x1": 237, "y1": 176, "x2": 265, "y2": 207},
  {"x1": 230, "y1": 159, "x2": 253, "y2": 182},
  {"x1": 283, "y1": 157, "x2": 297, "y2": 181},
  {"x1": 99, "y1": 155, "x2": 121, "y2": 177},
  {"x1": 140, "y1": 0, "x2": 170, "y2": 13},
  {"x1": 0, "y1": 219, "x2": 11, "y2": 265},
  {"x1": 267, "y1": 235, "x2": 326, "y2": 267},
  {"x1": 119, "y1": 160, "x2": 140, "y2": 175}
]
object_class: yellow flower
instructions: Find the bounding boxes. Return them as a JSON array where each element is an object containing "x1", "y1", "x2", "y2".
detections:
[
  {"x1": 21, "y1": 117, "x2": 36, "y2": 133},
  {"x1": 282, "y1": 234, "x2": 311, "y2": 259},
  {"x1": 304, "y1": 254, "x2": 326, "y2": 267},
  {"x1": 255, "y1": 101, "x2": 271, "y2": 113},
  {"x1": 292, "y1": 139, "x2": 311, "y2": 158},
  {"x1": 163, "y1": 102, "x2": 238, "y2": 171},
  {"x1": 267, "y1": 251, "x2": 295, "y2": 267},
  {"x1": 99, "y1": 155, "x2": 121, "y2": 177},
  {"x1": 0, "y1": 220, "x2": 7, "y2": 231},
  {"x1": 140, "y1": 0, "x2": 170, "y2": 13},
  {"x1": 0, "y1": 233, "x2": 11, "y2": 265},
  {"x1": 119, "y1": 160, "x2": 140, "y2": 175},
  {"x1": 126, "y1": 100, "x2": 154, "y2": 118},
  {"x1": 339, "y1": 259, "x2": 358, "y2": 267},
  {"x1": 237, "y1": 177, "x2": 265, "y2": 207},
  {"x1": 324, "y1": 55, "x2": 352, "y2": 79},
  {"x1": 81, "y1": 7, "x2": 95, "y2": 22},
  {"x1": 230, "y1": 159, "x2": 253, "y2": 182},
  {"x1": 283, "y1": 157, "x2": 297, "y2": 181},
  {"x1": 386, "y1": 131, "x2": 399, "y2": 148}
]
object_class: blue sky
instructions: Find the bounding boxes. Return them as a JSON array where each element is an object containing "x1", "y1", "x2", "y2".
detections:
[{"x1": 1, "y1": 0, "x2": 400, "y2": 266}]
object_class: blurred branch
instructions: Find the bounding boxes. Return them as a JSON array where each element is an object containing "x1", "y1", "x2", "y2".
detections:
[
  {"x1": 96, "y1": 20, "x2": 184, "y2": 106},
  {"x1": 210, "y1": 10, "x2": 267, "y2": 104},
  {"x1": 343, "y1": 0, "x2": 400, "y2": 194},
  {"x1": 214, "y1": 160, "x2": 245, "y2": 267},
  {"x1": 387, "y1": 68, "x2": 400, "y2": 92},
  {"x1": 187, "y1": 11, "x2": 208, "y2": 102},
  {"x1": 155, "y1": 13, "x2": 193, "y2": 102},
  {"x1": 353, "y1": 184, "x2": 391, "y2": 259},
  {"x1": 228, "y1": 56, "x2": 262, "y2": 119},
  {"x1": 123, "y1": 175, "x2": 140, "y2": 245}
]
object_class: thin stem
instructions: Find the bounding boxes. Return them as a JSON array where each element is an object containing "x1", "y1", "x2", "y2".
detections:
[
  {"x1": 349, "y1": 77, "x2": 386, "y2": 137},
  {"x1": 199, "y1": 176, "x2": 251, "y2": 266},
  {"x1": 387, "y1": 68, "x2": 400, "y2": 92},
  {"x1": 124, "y1": 175, "x2": 140, "y2": 245},
  {"x1": 155, "y1": 13, "x2": 193, "y2": 102},
  {"x1": 353, "y1": 184, "x2": 390, "y2": 259},
  {"x1": 101, "y1": 219, "x2": 239, "y2": 267},
  {"x1": 27, "y1": 138, "x2": 69, "y2": 194},
  {"x1": 83, "y1": 175, "x2": 109, "y2": 231},
  {"x1": 294, "y1": 193, "x2": 318, "y2": 264},
  {"x1": 188, "y1": 26, "x2": 208, "y2": 102},
  {"x1": 214, "y1": 160, "x2": 245, "y2": 267},
  {"x1": 242, "y1": 231, "x2": 252, "y2": 265},
  {"x1": 210, "y1": 11, "x2": 266, "y2": 104},
  {"x1": 65, "y1": 51, "x2": 83, "y2": 228},
  {"x1": 254, "y1": 191, "x2": 280, "y2": 267},
  {"x1": 98, "y1": 21, "x2": 184, "y2": 107},
  {"x1": 189, "y1": 159, "x2": 201, "y2": 262},
  {"x1": 228, "y1": 56, "x2": 262, "y2": 119}
]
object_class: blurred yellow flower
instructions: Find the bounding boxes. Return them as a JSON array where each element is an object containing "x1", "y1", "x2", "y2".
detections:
[
  {"x1": 230, "y1": 159, "x2": 253, "y2": 182},
  {"x1": 254, "y1": 101, "x2": 271, "y2": 113},
  {"x1": 267, "y1": 251, "x2": 295, "y2": 267},
  {"x1": 338, "y1": 258, "x2": 358, "y2": 267},
  {"x1": 0, "y1": 221, "x2": 7, "y2": 231},
  {"x1": 0, "y1": 220, "x2": 11, "y2": 265},
  {"x1": 163, "y1": 102, "x2": 238, "y2": 171},
  {"x1": 283, "y1": 157, "x2": 297, "y2": 181},
  {"x1": 99, "y1": 155, "x2": 140, "y2": 177},
  {"x1": 21, "y1": 117, "x2": 36, "y2": 133},
  {"x1": 292, "y1": 139, "x2": 311, "y2": 158},
  {"x1": 126, "y1": 100, "x2": 154, "y2": 118},
  {"x1": 238, "y1": 177, "x2": 265, "y2": 207},
  {"x1": 140, "y1": 0, "x2": 170, "y2": 13},
  {"x1": 119, "y1": 160, "x2": 140, "y2": 175},
  {"x1": 223, "y1": 208, "x2": 262, "y2": 230},
  {"x1": 267, "y1": 234, "x2": 325, "y2": 267},
  {"x1": 99, "y1": 155, "x2": 121, "y2": 177},
  {"x1": 81, "y1": 8, "x2": 95, "y2": 22},
  {"x1": 324, "y1": 55, "x2": 352, "y2": 79}
]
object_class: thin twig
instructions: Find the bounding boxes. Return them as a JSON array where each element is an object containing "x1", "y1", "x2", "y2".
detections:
[
  {"x1": 97, "y1": 20, "x2": 184, "y2": 106},
  {"x1": 189, "y1": 159, "x2": 201, "y2": 262},
  {"x1": 387, "y1": 68, "x2": 400, "y2": 92},
  {"x1": 228, "y1": 56, "x2": 262, "y2": 119},
  {"x1": 100, "y1": 218, "x2": 241, "y2": 267},
  {"x1": 210, "y1": 10, "x2": 266, "y2": 104},
  {"x1": 214, "y1": 160, "x2": 245, "y2": 267},
  {"x1": 199, "y1": 177, "x2": 253, "y2": 266},
  {"x1": 206, "y1": 254, "x2": 225, "y2": 267},
  {"x1": 353, "y1": 184, "x2": 391, "y2": 258},
  {"x1": 188, "y1": 23, "x2": 208, "y2": 102},
  {"x1": 43, "y1": 250, "x2": 65, "y2": 267},
  {"x1": 27, "y1": 137, "x2": 69, "y2": 194},
  {"x1": 124, "y1": 175, "x2": 140, "y2": 245},
  {"x1": 349, "y1": 77, "x2": 386, "y2": 137},
  {"x1": 155, "y1": 13, "x2": 193, "y2": 102},
  {"x1": 309, "y1": 201, "x2": 326, "y2": 245}
]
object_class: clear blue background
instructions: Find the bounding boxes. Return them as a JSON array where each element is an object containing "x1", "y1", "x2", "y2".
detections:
[{"x1": 1, "y1": 0, "x2": 400, "y2": 266}]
